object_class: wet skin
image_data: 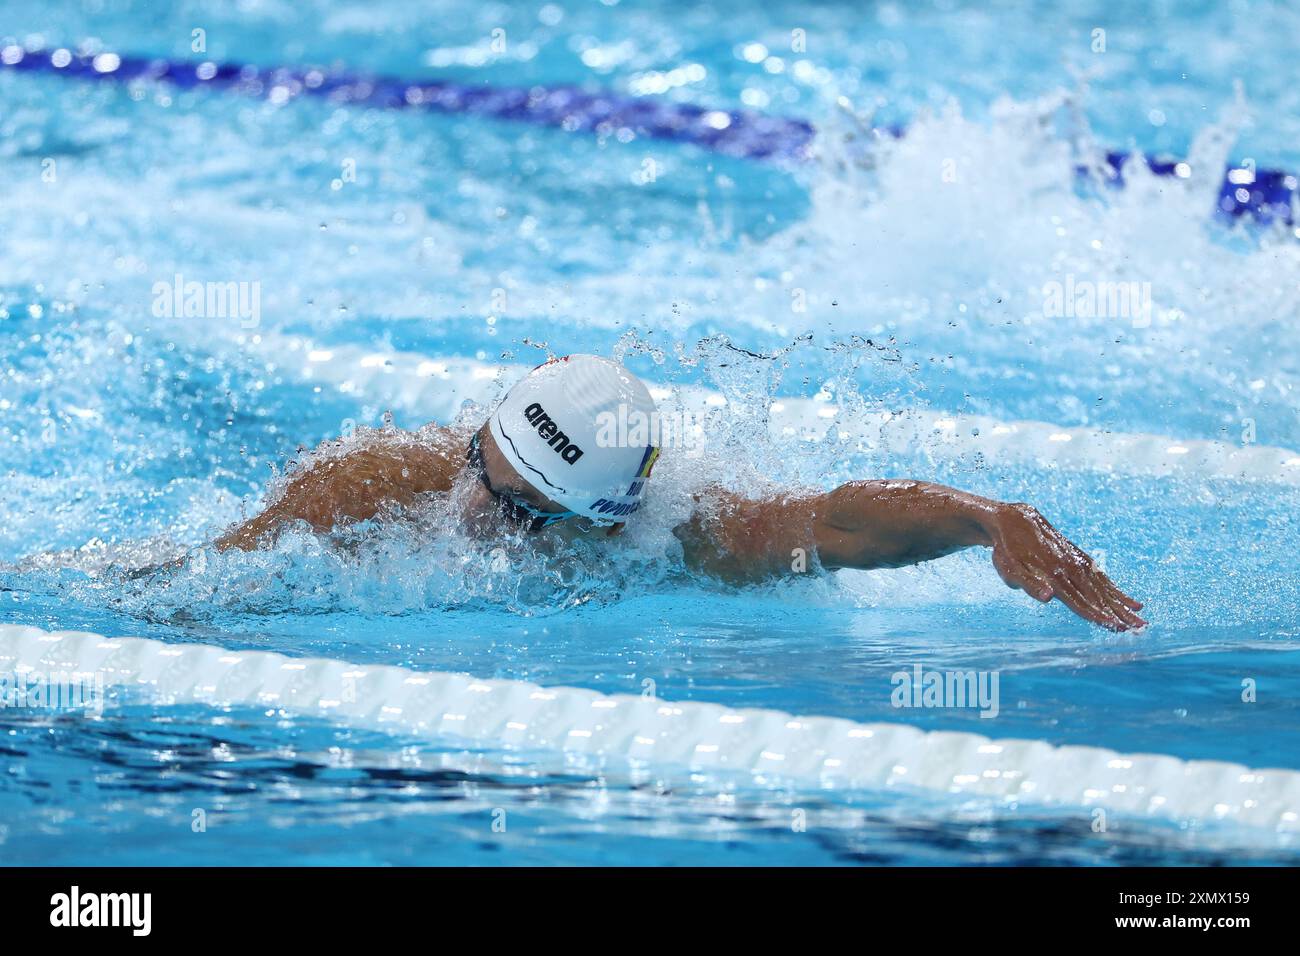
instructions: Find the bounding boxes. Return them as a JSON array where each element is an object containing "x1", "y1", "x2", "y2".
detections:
[{"x1": 215, "y1": 423, "x2": 1146, "y2": 631}]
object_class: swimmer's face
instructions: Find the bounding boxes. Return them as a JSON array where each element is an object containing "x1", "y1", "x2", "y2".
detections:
[{"x1": 461, "y1": 426, "x2": 578, "y2": 534}]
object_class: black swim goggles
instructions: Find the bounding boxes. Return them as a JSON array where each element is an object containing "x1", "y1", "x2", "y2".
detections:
[{"x1": 466, "y1": 431, "x2": 578, "y2": 533}]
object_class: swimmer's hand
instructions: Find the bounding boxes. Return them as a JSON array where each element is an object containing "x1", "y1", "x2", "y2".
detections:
[{"x1": 983, "y1": 502, "x2": 1146, "y2": 632}]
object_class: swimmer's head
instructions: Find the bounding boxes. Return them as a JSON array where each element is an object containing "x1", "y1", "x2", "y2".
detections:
[{"x1": 477, "y1": 355, "x2": 660, "y2": 530}]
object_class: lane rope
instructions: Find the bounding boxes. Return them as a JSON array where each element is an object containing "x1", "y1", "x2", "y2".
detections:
[
  {"x1": 2, "y1": 624, "x2": 1297, "y2": 830},
  {"x1": 268, "y1": 339, "x2": 1300, "y2": 486},
  {"x1": 2, "y1": 43, "x2": 1295, "y2": 223}
]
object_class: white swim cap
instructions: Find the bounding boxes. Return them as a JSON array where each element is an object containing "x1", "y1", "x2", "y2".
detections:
[{"x1": 488, "y1": 355, "x2": 660, "y2": 523}]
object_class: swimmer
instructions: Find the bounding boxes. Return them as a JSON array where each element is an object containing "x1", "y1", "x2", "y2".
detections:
[{"x1": 215, "y1": 354, "x2": 1146, "y2": 631}]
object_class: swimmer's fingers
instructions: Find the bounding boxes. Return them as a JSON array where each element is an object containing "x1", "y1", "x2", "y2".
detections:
[
  {"x1": 1033, "y1": 557, "x2": 1118, "y2": 629},
  {"x1": 1098, "y1": 572, "x2": 1144, "y2": 612},
  {"x1": 1039, "y1": 522, "x2": 1147, "y2": 628},
  {"x1": 1067, "y1": 546, "x2": 1147, "y2": 624},
  {"x1": 1057, "y1": 555, "x2": 1126, "y2": 627},
  {"x1": 996, "y1": 542, "x2": 1143, "y2": 630},
  {"x1": 1056, "y1": 534, "x2": 1144, "y2": 614},
  {"x1": 1092, "y1": 574, "x2": 1147, "y2": 629},
  {"x1": 1049, "y1": 567, "x2": 1138, "y2": 631},
  {"x1": 989, "y1": 504, "x2": 1146, "y2": 630},
  {"x1": 1096, "y1": 581, "x2": 1143, "y2": 614},
  {"x1": 1056, "y1": 558, "x2": 1148, "y2": 630},
  {"x1": 1050, "y1": 574, "x2": 1123, "y2": 629}
]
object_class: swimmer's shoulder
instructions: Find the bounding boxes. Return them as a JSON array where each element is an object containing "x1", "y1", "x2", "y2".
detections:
[
  {"x1": 411, "y1": 420, "x2": 475, "y2": 456},
  {"x1": 359, "y1": 421, "x2": 473, "y2": 495},
  {"x1": 291, "y1": 422, "x2": 470, "y2": 498}
]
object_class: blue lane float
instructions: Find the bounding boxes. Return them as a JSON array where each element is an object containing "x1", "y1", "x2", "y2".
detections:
[
  {"x1": 0, "y1": 44, "x2": 815, "y2": 161},
  {"x1": 2, "y1": 43, "x2": 1295, "y2": 224}
]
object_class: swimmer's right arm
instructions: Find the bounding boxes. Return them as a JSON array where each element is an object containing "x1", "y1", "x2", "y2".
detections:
[
  {"x1": 675, "y1": 480, "x2": 1146, "y2": 631},
  {"x1": 214, "y1": 443, "x2": 455, "y2": 551},
  {"x1": 213, "y1": 458, "x2": 380, "y2": 551}
]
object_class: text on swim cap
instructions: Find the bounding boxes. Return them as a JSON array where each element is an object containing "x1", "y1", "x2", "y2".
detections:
[
  {"x1": 589, "y1": 498, "x2": 642, "y2": 517},
  {"x1": 523, "y1": 402, "x2": 585, "y2": 464}
]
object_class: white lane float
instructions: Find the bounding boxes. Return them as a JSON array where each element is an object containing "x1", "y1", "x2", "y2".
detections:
[
  {"x1": 2, "y1": 624, "x2": 1298, "y2": 832},
  {"x1": 262, "y1": 338, "x2": 1300, "y2": 486}
]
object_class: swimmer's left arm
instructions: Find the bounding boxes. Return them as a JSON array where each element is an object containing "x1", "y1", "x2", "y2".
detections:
[{"x1": 676, "y1": 480, "x2": 1146, "y2": 631}]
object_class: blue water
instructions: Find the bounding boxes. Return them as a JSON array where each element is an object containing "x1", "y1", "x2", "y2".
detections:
[{"x1": 2, "y1": 0, "x2": 1299, "y2": 865}]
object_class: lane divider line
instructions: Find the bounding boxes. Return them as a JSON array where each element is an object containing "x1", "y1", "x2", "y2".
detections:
[
  {"x1": 260, "y1": 338, "x2": 1300, "y2": 485},
  {"x1": 2, "y1": 43, "x2": 1295, "y2": 222},
  {"x1": 2, "y1": 624, "x2": 1297, "y2": 830}
]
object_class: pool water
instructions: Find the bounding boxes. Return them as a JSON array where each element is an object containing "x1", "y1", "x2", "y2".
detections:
[{"x1": 2, "y1": 0, "x2": 1299, "y2": 865}]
